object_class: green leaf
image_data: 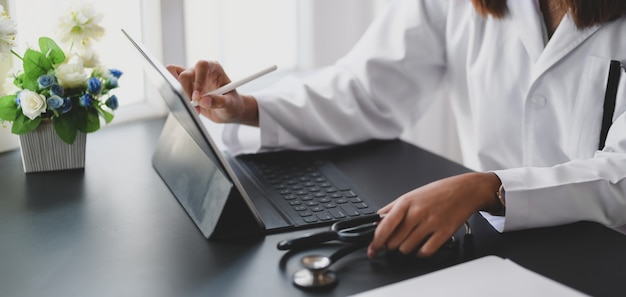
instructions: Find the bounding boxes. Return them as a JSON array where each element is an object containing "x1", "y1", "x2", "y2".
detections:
[
  {"x1": 39, "y1": 37, "x2": 65, "y2": 65},
  {"x1": 83, "y1": 109, "x2": 101, "y2": 133},
  {"x1": 102, "y1": 110, "x2": 114, "y2": 124},
  {"x1": 0, "y1": 95, "x2": 18, "y2": 121},
  {"x1": 11, "y1": 113, "x2": 41, "y2": 134},
  {"x1": 94, "y1": 104, "x2": 114, "y2": 124},
  {"x1": 52, "y1": 116, "x2": 77, "y2": 144},
  {"x1": 21, "y1": 77, "x2": 40, "y2": 92},
  {"x1": 23, "y1": 49, "x2": 52, "y2": 79}
]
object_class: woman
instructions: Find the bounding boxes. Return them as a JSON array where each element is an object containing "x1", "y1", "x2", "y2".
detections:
[{"x1": 167, "y1": 0, "x2": 626, "y2": 258}]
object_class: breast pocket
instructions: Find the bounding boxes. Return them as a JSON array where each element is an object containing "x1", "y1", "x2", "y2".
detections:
[{"x1": 571, "y1": 56, "x2": 625, "y2": 157}]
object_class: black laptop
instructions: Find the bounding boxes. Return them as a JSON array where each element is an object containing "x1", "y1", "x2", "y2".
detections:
[{"x1": 122, "y1": 30, "x2": 378, "y2": 238}]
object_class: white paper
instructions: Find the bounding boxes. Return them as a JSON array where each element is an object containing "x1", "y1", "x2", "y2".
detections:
[{"x1": 350, "y1": 256, "x2": 589, "y2": 297}]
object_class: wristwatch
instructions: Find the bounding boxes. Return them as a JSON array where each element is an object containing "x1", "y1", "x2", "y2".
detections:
[{"x1": 493, "y1": 184, "x2": 506, "y2": 216}]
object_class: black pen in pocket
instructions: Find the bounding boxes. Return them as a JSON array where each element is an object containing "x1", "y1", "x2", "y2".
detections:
[{"x1": 598, "y1": 60, "x2": 623, "y2": 150}]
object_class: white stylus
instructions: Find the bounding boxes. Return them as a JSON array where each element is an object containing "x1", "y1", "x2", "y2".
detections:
[{"x1": 190, "y1": 64, "x2": 277, "y2": 107}]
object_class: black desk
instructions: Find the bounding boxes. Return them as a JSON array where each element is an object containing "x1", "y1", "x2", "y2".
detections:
[{"x1": 1, "y1": 118, "x2": 626, "y2": 297}]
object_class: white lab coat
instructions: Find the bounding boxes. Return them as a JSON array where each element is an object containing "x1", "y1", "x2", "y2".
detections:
[{"x1": 223, "y1": 0, "x2": 626, "y2": 232}]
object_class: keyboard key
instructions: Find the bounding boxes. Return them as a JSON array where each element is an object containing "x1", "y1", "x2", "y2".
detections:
[
  {"x1": 329, "y1": 208, "x2": 347, "y2": 219},
  {"x1": 305, "y1": 201, "x2": 319, "y2": 206},
  {"x1": 335, "y1": 198, "x2": 348, "y2": 204},
  {"x1": 304, "y1": 216, "x2": 319, "y2": 223},
  {"x1": 330, "y1": 193, "x2": 343, "y2": 199},
  {"x1": 340, "y1": 204, "x2": 360, "y2": 217},
  {"x1": 323, "y1": 203, "x2": 337, "y2": 208},
  {"x1": 318, "y1": 198, "x2": 331, "y2": 203},
  {"x1": 311, "y1": 206, "x2": 324, "y2": 212},
  {"x1": 288, "y1": 200, "x2": 302, "y2": 206},
  {"x1": 316, "y1": 212, "x2": 333, "y2": 221},
  {"x1": 293, "y1": 206, "x2": 307, "y2": 211},
  {"x1": 349, "y1": 197, "x2": 363, "y2": 203},
  {"x1": 319, "y1": 182, "x2": 332, "y2": 188},
  {"x1": 344, "y1": 191, "x2": 357, "y2": 198},
  {"x1": 299, "y1": 211, "x2": 313, "y2": 217},
  {"x1": 283, "y1": 195, "x2": 297, "y2": 200},
  {"x1": 354, "y1": 202, "x2": 368, "y2": 209}
]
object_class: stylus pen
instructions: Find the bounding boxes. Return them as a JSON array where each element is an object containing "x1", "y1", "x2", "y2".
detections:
[{"x1": 190, "y1": 64, "x2": 277, "y2": 107}]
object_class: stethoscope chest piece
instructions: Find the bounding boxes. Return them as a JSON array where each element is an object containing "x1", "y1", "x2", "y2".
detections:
[{"x1": 292, "y1": 255, "x2": 338, "y2": 289}]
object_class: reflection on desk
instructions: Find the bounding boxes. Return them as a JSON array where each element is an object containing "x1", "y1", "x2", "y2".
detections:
[{"x1": 1, "y1": 117, "x2": 626, "y2": 297}]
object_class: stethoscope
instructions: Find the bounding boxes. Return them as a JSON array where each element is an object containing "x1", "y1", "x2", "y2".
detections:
[{"x1": 277, "y1": 214, "x2": 473, "y2": 290}]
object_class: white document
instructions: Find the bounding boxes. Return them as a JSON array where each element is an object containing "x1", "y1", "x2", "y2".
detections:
[{"x1": 350, "y1": 256, "x2": 589, "y2": 297}]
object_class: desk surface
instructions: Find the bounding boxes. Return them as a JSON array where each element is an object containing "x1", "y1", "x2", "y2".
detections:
[{"x1": 1, "y1": 118, "x2": 626, "y2": 297}]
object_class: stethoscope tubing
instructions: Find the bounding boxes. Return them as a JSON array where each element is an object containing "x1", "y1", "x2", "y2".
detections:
[{"x1": 277, "y1": 230, "x2": 339, "y2": 251}]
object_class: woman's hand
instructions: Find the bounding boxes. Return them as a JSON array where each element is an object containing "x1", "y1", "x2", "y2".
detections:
[
  {"x1": 166, "y1": 60, "x2": 259, "y2": 126},
  {"x1": 368, "y1": 172, "x2": 502, "y2": 258}
]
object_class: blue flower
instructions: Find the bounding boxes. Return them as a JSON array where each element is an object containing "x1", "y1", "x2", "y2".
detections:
[
  {"x1": 15, "y1": 94, "x2": 20, "y2": 106},
  {"x1": 109, "y1": 69, "x2": 123, "y2": 78},
  {"x1": 87, "y1": 77, "x2": 102, "y2": 94},
  {"x1": 38, "y1": 74, "x2": 54, "y2": 89},
  {"x1": 80, "y1": 93, "x2": 93, "y2": 107},
  {"x1": 46, "y1": 95, "x2": 64, "y2": 110},
  {"x1": 105, "y1": 95, "x2": 119, "y2": 110},
  {"x1": 59, "y1": 97, "x2": 72, "y2": 114},
  {"x1": 105, "y1": 76, "x2": 118, "y2": 89},
  {"x1": 50, "y1": 84, "x2": 64, "y2": 96}
]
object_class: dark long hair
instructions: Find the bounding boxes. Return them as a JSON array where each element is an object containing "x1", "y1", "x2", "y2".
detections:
[{"x1": 471, "y1": 0, "x2": 626, "y2": 28}]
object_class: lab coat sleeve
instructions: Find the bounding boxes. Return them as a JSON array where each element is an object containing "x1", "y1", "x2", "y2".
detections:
[
  {"x1": 227, "y1": 0, "x2": 449, "y2": 152},
  {"x1": 493, "y1": 108, "x2": 626, "y2": 232}
]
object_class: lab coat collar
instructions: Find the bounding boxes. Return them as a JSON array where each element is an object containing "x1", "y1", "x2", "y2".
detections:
[
  {"x1": 531, "y1": 14, "x2": 601, "y2": 81},
  {"x1": 508, "y1": 1, "x2": 602, "y2": 82}
]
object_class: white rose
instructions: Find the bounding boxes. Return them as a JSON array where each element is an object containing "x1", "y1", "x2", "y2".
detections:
[
  {"x1": 19, "y1": 89, "x2": 47, "y2": 120},
  {"x1": 56, "y1": 55, "x2": 88, "y2": 89}
]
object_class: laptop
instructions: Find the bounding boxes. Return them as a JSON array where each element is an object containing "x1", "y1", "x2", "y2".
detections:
[{"x1": 122, "y1": 29, "x2": 379, "y2": 239}]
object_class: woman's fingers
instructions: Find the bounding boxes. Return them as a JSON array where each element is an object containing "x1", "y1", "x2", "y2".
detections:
[
  {"x1": 192, "y1": 61, "x2": 210, "y2": 102},
  {"x1": 368, "y1": 200, "x2": 408, "y2": 257}
]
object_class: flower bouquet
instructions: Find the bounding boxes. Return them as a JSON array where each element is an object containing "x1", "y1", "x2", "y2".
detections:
[
  {"x1": 0, "y1": 3, "x2": 122, "y2": 172},
  {"x1": 0, "y1": 37, "x2": 122, "y2": 144}
]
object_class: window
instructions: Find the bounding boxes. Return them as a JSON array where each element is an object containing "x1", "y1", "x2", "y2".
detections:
[{"x1": 183, "y1": 0, "x2": 298, "y2": 81}]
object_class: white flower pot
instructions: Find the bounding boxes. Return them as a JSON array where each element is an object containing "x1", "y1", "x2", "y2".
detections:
[{"x1": 18, "y1": 121, "x2": 86, "y2": 173}]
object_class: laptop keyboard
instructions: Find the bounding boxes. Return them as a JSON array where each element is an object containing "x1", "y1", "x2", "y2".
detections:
[{"x1": 246, "y1": 157, "x2": 377, "y2": 226}]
